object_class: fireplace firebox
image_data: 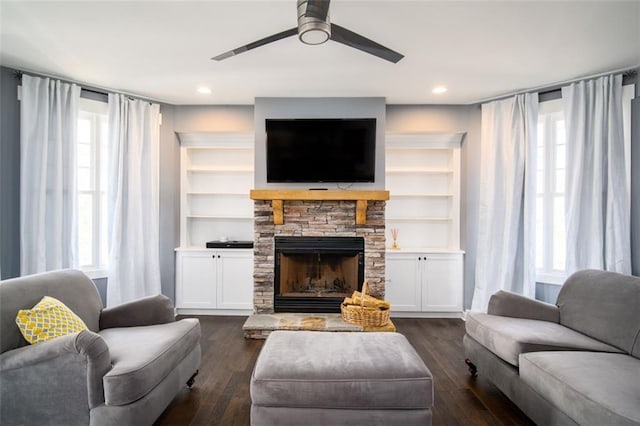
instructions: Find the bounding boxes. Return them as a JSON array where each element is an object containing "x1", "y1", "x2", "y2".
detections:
[{"x1": 274, "y1": 236, "x2": 365, "y2": 313}]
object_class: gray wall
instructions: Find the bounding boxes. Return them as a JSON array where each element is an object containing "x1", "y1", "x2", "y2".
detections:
[
  {"x1": 631, "y1": 78, "x2": 640, "y2": 276},
  {"x1": 0, "y1": 67, "x2": 21, "y2": 279},
  {"x1": 159, "y1": 104, "x2": 179, "y2": 302},
  {"x1": 254, "y1": 97, "x2": 386, "y2": 190},
  {"x1": 173, "y1": 105, "x2": 254, "y2": 133},
  {"x1": 386, "y1": 105, "x2": 481, "y2": 310}
]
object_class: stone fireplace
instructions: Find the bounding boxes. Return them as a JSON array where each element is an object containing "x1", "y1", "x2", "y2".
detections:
[{"x1": 252, "y1": 192, "x2": 387, "y2": 314}]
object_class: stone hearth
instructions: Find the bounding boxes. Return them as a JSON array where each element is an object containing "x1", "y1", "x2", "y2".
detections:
[{"x1": 253, "y1": 199, "x2": 386, "y2": 314}]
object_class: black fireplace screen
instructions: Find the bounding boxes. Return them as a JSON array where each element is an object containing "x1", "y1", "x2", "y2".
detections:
[{"x1": 274, "y1": 236, "x2": 365, "y2": 313}]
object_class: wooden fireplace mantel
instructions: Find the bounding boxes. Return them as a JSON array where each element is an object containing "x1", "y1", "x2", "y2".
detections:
[{"x1": 250, "y1": 189, "x2": 390, "y2": 225}]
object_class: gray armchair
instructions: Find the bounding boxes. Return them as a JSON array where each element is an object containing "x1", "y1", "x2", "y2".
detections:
[{"x1": 0, "y1": 269, "x2": 201, "y2": 425}]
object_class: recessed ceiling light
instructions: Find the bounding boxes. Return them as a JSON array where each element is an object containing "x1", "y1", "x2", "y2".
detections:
[
  {"x1": 432, "y1": 86, "x2": 448, "y2": 94},
  {"x1": 197, "y1": 87, "x2": 212, "y2": 94}
]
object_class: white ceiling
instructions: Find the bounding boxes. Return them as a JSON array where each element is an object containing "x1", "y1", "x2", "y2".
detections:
[{"x1": 1, "y1": 1, "x2": 639, "y2": 105}]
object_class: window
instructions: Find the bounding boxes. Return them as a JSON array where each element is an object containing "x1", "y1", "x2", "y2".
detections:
[
  {"x1": 536, "y1": 99, "x2": 566, "y2": 284},
  {"x1": 535, "y1": 84, "x2": 634, "y2": 285},
  {"x1": 77, "y1": 98, "x2": 108, "y2": 277}
]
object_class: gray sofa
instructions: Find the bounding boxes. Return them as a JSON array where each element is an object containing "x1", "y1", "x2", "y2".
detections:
[
  {"x1": 464, "y1": 269, "x2": 640, "y2": 425},
  {"x1": 0, "y1": 269, "x2": 201, "y2": 425}
]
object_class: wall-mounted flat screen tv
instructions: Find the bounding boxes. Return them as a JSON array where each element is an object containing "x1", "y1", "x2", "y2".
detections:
[{"x1": 266, "y1": 118, "x2": 376, "y2": 183}]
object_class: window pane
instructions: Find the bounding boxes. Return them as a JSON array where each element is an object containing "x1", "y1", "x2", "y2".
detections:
[
  {"x1": 555, "y1": 169, "x2": 565, "y2": 193},
  {"x1": 552, "y1": 196, "x2": 566, "y2": 271},
  {"x1": 100, "y1": 193, "x2": 109, "y2": 267},
  {"x1": 536, "y1": 145, "x2": 545, "y2": 171},
  {"x1": 555, "y1": 143, "x2": 566, "y2": 170},
  {"x1": 78, "y1": 193, "x2": 93, "y2": 266},
  {"x1": 78, "y1": 119, "x2": 91, "y2": 144},
  {"x1": 536, "y1": 170, "x2": 545, "y2": 195},
  {"x1": 100, "y1": 120, "x2": 108, "y2": 192},
  {"x1": 78, "y1": 143, "x2": 91, "y2": 168},
  {"x1": 536, "y1": 196, "x2": 543, "y2": 269},
  {"x1": 556, "y1": 120, "x2": 566, "y2": 145},
  {"x1": 78, "y1": 167, "x2": 92, "y2": 191}
]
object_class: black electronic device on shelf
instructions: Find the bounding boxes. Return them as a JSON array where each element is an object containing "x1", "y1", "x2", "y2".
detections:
[{"x1": 206, "y1": 240, "x2": 254, "y2": 249}]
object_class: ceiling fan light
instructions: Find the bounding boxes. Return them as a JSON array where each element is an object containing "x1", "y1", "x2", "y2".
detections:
[
  {"x1": 297, "y1": 0, "x2": 331, "y2": 45},
  {"x1": 299, "y1": 27, "x2": 330, "y2": 45}
]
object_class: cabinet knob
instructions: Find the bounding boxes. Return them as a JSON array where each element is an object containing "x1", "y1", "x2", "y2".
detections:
[
  {"x1": 217, "y1": 255, "x2": 221, "y2": 258},
  {"x1": 418, "y1": 257, "x2": 422, "y2": 261}
]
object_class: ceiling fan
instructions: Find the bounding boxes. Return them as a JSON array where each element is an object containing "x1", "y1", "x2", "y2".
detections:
[{"x1": 212, "y1": 0, "x2": 404, "y2": 63}]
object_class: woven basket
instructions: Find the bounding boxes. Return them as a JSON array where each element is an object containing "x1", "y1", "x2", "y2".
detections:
[{"x1": 341, "y1": 280, "x2": 390, "y2": 327}]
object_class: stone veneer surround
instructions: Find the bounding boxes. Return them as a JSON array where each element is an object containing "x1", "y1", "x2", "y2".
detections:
[{"x1": 253, "y1": 200, "x2": 386, "y2": 313}]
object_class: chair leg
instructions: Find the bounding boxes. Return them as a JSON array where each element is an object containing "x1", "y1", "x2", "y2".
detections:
[
  {"x1": 464, "y1": 358, "x2": 477, "y2": 377},
  {"x1": 186, "y1": 370, "x2": 199, "y2": 388}
]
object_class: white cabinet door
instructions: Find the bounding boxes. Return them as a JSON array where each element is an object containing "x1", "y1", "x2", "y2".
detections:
[
  {"x1": 176, "y1": 251, "x2": 217, "y2": 309},
  {"x1": 386, "y1": 253, "x2": 422, "y2": 312},
  {"x1": 422, "y1": 254, "x2": 463, "y2": 312},
  {"x1": 217, "y1": 250, "x2": 254, "y2": 310}
]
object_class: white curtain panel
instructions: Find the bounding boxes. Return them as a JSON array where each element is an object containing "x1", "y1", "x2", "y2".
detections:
[
  {"x1": 20, "y1": 75, "x2": 80, "y2": 275},
  {"x1": 106, "y1": 94, "x2": 161, "y2": 307},
  {"x1": 562, "y1": 74, "x2": 631, "y2": 275},
  {"x1": 471, "y1": 93, "x2": 538, "y2": 312}
]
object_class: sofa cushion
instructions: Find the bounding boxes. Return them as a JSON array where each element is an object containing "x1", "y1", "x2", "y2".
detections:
[
  {"x1": 520, "y1": 352, "x2": 640, "y2": 426},
  {"x1": 466, "y1": 312, "x2": 622, "y2": 366},
  {"x1": 251, "y1": 331, "x2": 433, "y2": 410},
  {"x1": 99, "y1": 318, "x2": 200, "y2": 406},
  {"x1": 557, "y1": 269, "x2": 640, "y2": 354}
]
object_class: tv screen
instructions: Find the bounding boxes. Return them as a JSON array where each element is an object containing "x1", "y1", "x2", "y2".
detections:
[{"x1": 266, "y1": 118, "x2": 376, "y2": 183}]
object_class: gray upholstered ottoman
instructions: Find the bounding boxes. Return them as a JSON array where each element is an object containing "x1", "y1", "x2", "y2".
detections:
[{"x1": 250, "y1": 331, "x2": 433, "y2": 425}]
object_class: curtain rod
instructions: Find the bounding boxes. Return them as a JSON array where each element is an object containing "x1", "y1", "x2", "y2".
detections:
[
  {"x1": 470, "y1": 66, "x2": 638, "y2": 105},
  {"x1": 13, "y1": 69, "x2": 163, "y2": 104}
]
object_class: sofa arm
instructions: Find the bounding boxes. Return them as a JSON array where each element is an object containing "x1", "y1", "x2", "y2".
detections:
[
  {"x1": 1, "y1": 330, "x2": 111, "y2": 410},
  {"x1": 487, "y1": 290, "x2": 559, "y2": 323},
  {"x1": 99, "y1": 294, "x2": 175, "y2": 329}
]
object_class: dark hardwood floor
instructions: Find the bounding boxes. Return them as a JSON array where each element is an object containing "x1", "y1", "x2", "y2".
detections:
[{"x1": 155, "y1": 316, "x2": 534, "y2": 426}]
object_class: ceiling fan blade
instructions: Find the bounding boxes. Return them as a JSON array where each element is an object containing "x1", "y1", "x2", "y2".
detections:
[
  {"x1": 304, "y1": 0, "x2": 330, "y2": 21},
  {"x1": 212, "y1": 27, "x2": 298, "y2": 61},
  {"x1": 330, "y1": 23, "x2": 404, "y2": 63}
]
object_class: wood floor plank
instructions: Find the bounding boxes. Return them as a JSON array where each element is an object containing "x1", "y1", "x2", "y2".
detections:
[{"x1": 154, "y1": 316, "x2": 533, "y2": 426}]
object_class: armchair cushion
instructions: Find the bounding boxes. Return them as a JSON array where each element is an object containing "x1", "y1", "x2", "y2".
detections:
[
  {"x1": 466, "y1": 312, "x2": 623, "y2": 366},
  {"x1": 16, "y1": 296, "x2": 88, "y2": 344},
  {"x1": 99, "y1": 318, "x2": 200, "y2": 406}
]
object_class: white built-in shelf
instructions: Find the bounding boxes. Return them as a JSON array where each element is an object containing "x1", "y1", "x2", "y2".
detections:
[
  {"x1": 186, "y1": 215, "x2": 254, "y2": 220},
  {"x1": 386, "y1": 168, "x2": 453, "y2": 174},
  {"x1": 187, "y1": 167, "x2": 254, "y2": 173},
  {"x1": 179, "y1": 132, "x2": 255, "y2": 248},
  {"x1": 390, "y1": 193, "x2": 453, "y2": 198},
  {"x1": 385, "y1": 132, "x2": 464, "y2": 251},
  {"x1": 387, "y1": 217, "x2": 452, "y2": 222}
]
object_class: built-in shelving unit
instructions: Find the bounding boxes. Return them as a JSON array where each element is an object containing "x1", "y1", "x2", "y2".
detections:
[
  {"x1": 385, "y1": 132, "x2": 464, "y2": 250},
  {"x1": 175, "y1": 132, "x2": 255, "y2": 315},
  {"x1": 178, "y1": 132, "x2": 254, "y2": 248},
  {"x1": 385, "y1": 132, "x2": 465, "y2": 317}
]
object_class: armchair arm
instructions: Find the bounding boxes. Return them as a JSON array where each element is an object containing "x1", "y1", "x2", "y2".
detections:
[
  {"x1": 1, "y1": 330, "x2": 111, "y2": 411},
  {"x1": 99, "y1": 294, "x2": 175, "y2": 329},
  {"x1": 487, "y1": 290, "x2": 559, "y2": 323}
]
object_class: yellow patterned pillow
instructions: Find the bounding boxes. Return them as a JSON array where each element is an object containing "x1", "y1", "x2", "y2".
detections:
[{"x1": 15, "y1": 296, "x2": 88, "y2": 344}]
